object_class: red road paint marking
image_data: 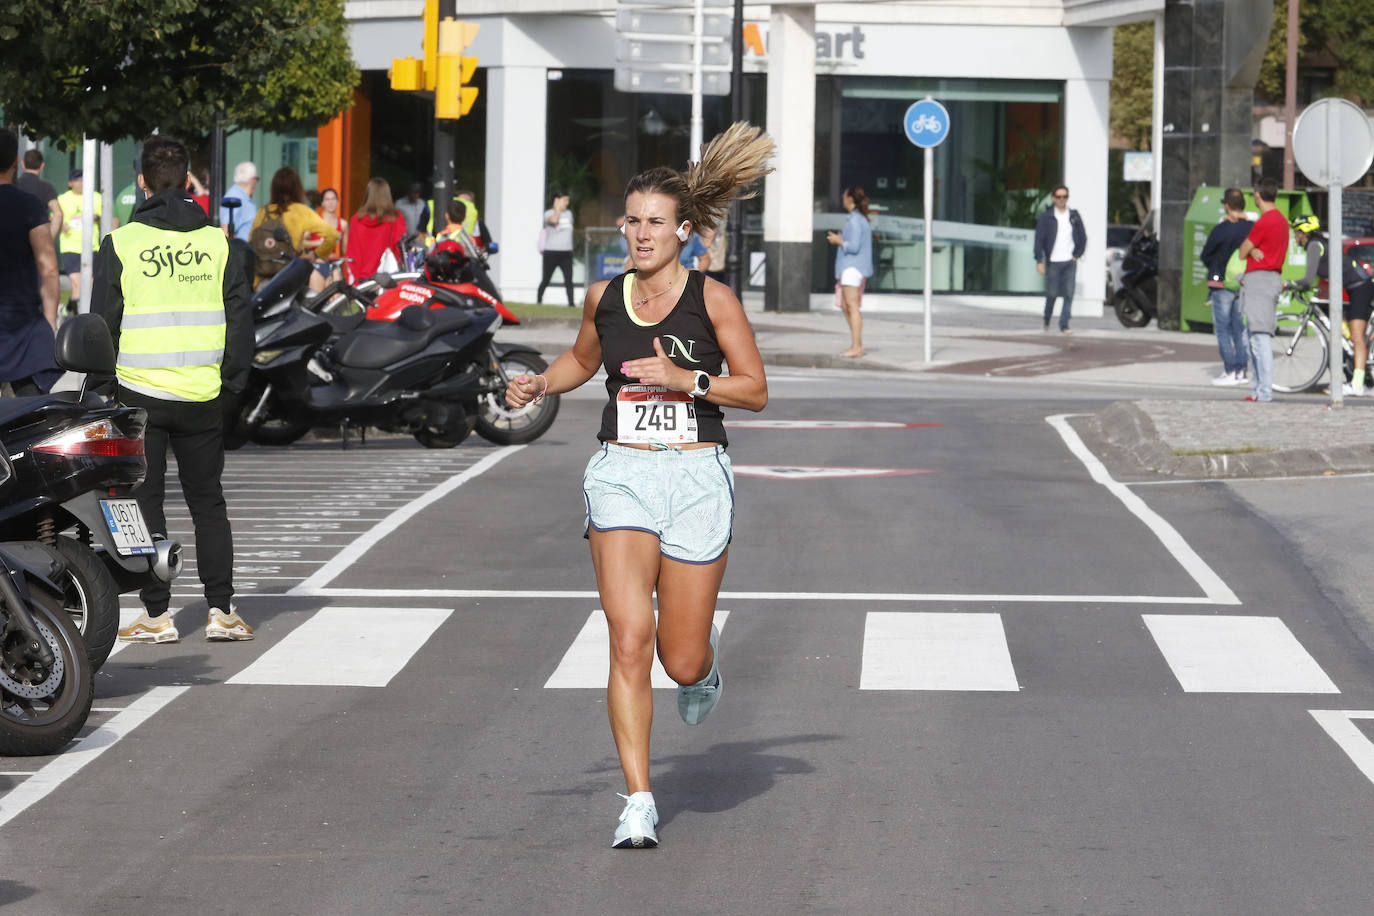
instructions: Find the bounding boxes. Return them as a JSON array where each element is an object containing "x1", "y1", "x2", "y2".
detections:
[
  {"x1": 733, "y1": 465, "x2": 935, "y2": 480},
  {"x1": 726, "y1": 420, "x2": 942, "y2": 430}
]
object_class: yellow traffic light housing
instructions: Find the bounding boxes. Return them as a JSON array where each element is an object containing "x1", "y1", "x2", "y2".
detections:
[
  {"x1": 434, "y1": 19, "x2": 480, "y2": 120},
  {"x1": 389, "y1": 57, "x2": 425, "y2": 92},
  {"x1": 423, "y1": 0, "x2": 440, "y2": 91}
]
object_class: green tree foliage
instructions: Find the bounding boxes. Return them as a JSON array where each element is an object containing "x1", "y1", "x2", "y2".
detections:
[
  {"x1": 1258, "y1": 0, "x2": 1374, "y2": 105},
  {"x1": 1110, "y1": 21, "x2": 1155, "y2": 153},
  {"x1": 0, "y1": 0, "x2": 358, "y2": 146}
]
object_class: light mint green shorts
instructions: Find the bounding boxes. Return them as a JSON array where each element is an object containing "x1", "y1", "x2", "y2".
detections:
[{"x1": 582, "y1": 442, "x2": 735, "y2": 565}]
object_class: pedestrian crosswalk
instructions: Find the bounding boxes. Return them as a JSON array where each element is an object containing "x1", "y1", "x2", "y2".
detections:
[{"x1": 541, "y1": 608, "x2": 1346, "y2": 696}]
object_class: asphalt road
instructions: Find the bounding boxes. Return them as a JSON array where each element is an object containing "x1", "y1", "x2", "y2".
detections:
[{"x1": 3, "y1": 370, "x2": 1374, "y2": 915}]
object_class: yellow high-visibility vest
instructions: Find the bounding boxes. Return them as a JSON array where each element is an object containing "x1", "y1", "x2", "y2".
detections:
[{"x1": 109, "y1": 222, "x2": 229, "y2": 402}]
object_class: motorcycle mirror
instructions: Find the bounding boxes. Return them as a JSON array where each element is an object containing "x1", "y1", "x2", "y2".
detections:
[
  {"x1": 375, "y1": 273, "x2": 398, "y2": 289},
  {"x1": 54, "y1": 314, "x2": 117, "y2": 376}
]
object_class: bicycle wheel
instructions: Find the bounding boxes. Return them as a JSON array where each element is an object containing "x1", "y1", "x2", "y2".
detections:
[{"x1": 1271, "y1": 312, "x2": 1329, "y2": 393}]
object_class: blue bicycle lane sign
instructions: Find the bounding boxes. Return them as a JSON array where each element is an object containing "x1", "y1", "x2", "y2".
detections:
[{"x1": 904, "y1": 98, "x2": 950, "y2": 149}]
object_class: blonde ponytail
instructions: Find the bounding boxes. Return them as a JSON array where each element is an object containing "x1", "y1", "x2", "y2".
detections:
[
  {"x1": 623, "y1": 121, "x2": 775, "y2": 236},
  {"x1": 684, "y1": 122, "x2": 775, "y2": 234}
]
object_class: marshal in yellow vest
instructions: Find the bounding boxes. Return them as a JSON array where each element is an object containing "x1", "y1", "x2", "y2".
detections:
[{"x1": 109, "y1": 222, "x2": 229, "y2": 402}]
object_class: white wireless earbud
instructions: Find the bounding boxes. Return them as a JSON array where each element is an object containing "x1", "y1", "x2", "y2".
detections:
[
  {"x1": 675, "y1": 222, "x2": 690, "y2": 242},
  {"x1": 620, "y1": 223, "x2": 626, "y2": 236}
]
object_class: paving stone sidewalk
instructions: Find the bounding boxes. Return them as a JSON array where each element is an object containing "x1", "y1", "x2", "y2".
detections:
[{"x1": 1095, "y1": 399, "x2": 1374, "y2": 478}]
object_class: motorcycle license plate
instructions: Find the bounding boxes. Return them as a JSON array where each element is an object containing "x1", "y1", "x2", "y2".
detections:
[{"x1": 99, "y1": 499, "x2": 155, "y2": 556}]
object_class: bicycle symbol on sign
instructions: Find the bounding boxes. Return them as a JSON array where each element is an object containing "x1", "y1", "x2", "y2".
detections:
[{"x1": 909, "y1": 114, "x2": 945, "y2": 136}]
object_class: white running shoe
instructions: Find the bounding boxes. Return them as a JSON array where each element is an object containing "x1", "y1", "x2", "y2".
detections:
[
  {"x1": 612, "y1": 794, "x2": 659, "y2": 849},
  {"x1": 1211, "y1": 371, "x2": 1234, "y2": 386},
  {"x1": 677, "y1": 624, "x2": 721, "y2": 726},
  {"x1": 1342, "y1": 382, "x2": 1366, "y2": 397}
]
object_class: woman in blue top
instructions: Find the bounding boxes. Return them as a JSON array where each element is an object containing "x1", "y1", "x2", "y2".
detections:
[{"x1": 826, "y1": 186, "x2": 874, "y2": 357}]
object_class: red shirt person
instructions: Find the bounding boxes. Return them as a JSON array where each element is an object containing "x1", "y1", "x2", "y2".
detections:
[{"x1": 1234, "y1": 178, "x2": 1290, "y2": 402}]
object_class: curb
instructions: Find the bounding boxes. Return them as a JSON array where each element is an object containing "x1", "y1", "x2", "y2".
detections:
[{"x1": 1094, "y1": 400, "x2": 1374, "y2": 478}]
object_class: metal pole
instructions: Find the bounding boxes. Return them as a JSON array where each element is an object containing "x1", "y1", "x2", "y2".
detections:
[
  {"x1": 209, "y1": 119, "x2": 226, "y2": 231},
  {"x1": 689, "y1": 0, "x2": 704, "y2": 162},
  {"x1": 1329, "y1": 179, "x2": 1344, "y2": 406},
  {"x1": 1283, "y1": 0, "x2": 1299, "y2": 188},
  {"x1": 79, "y1": 137, "x2": 96, "y2": 315},
  {"x1": 100, "y1": 143, "x2": 114, "y2": 231},
  {"x1": 923, "y1": 144, "x2": 934, "y2": 363},
  {"x1": 1151, "y1": 12, "x2": 1164, "y2": 233},
  {"x1": 433, "y1": 0, "x2": 458, "y2": 234},
  {"x1": 724, "y1": 0, "x2": 744, "y2": 295}
]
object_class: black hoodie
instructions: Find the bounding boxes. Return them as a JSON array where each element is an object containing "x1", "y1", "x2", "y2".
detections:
[{"x1": 91, "y1": 187, "x2": 252, "y2": 396}]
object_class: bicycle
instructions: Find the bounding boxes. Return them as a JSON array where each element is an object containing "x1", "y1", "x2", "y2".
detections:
[{"x1": 1271, "y1": 286, "x2": 1374, "y2": 393}]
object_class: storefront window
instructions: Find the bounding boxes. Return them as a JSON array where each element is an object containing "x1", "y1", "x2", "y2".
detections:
[
  {"x1": 814, "y1": 76, "x2": 1062, "y2": 294},
  {"x1": 545, "y1": 70, "x2": 766, "y2": 284}
]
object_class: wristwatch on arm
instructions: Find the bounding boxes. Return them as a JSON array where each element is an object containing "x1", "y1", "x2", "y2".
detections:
[{"x1": 690, "y1": 371, "x2": 711, "y2": 398}]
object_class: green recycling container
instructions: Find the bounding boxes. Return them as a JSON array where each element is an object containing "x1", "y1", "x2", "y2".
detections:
[{"x1": 1180, "y1": 186, "x2": 1314, "y2": 331}]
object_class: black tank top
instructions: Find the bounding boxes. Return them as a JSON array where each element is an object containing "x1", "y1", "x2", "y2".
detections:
[{"x1": 596, "y1": 270, "x2": 727, "y2": 445}]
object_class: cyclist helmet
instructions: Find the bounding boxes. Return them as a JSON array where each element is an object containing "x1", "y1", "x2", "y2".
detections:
[{"x1": 1291, "y1": 214, "x2": 1321, "y2": 235}]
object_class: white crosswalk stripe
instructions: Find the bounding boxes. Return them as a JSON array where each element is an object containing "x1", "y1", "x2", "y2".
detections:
[
  {"x1": 544, "y1": 610, "x2": 731, "y2": 689},
  {"x1": 860, "y1": 612, "x2": 1020, "y2": 691},
  {"x1": 1143, "y1": 614, "x2": 1340, "y2": 693},
  {"x1": 226, "y1": 607, "x2": 452, "y2": 687}
]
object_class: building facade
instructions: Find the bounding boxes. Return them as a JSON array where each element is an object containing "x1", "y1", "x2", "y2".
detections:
[{"x1": 346, "y1": 1, "x2": 1145, "y2": 310}]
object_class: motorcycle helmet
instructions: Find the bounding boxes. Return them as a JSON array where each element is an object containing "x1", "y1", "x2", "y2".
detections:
[
  {"x1": 1291, "y1": 214, "x2": 1321, "y2": 235},
  {"x1": 424, "y1": 240, "x2": 468, "y2": 283}
]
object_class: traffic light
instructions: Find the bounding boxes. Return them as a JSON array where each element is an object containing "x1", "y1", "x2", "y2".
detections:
[
  {"x1": 389, "y1": 57, "x2": 424, "y2": 92},
  {"x1": 435, "y1": 19, "x2": 480, "y2": 120}
]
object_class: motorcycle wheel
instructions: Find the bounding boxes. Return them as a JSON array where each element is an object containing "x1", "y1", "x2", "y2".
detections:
[
  {"x1": 0, "y1": 584, "x2": 94, "y2": 756},
  {"x1": 415, "y1": 416, "x2": 477, "y2": 449},
  {"x1": 475, "y1": 352, "x2": 561, "y2": 445},
  {"x1": 234, "y1": 386, "x2": 313, "y2": 448},
  {"x1": 1114, "y1": 288, "x2": 1153, "y2": 328},
  {"x1": 52, "y1": 536, "x2": 120, "y2": 672}
]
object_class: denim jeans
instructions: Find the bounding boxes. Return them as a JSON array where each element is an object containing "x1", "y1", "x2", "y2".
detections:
[
  {"x1": 1248, "y1": 332, "x2": 1273, "y2": 401},
  {"x1": 1209, "y1": 288, "x2": 1248, "y2": 374},
  {"x1": 1043, "y1": 260, "x2": 1076, "y2": 330}
]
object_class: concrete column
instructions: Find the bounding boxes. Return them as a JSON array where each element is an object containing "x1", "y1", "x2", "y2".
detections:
[
  {"x1": 486, "y1": 65, "x2": 548, "y2": 304},
  {"x1": 1157, "y1": 0, "x2": 1271, "y2": 329},
  {"x1": 762, "y1": 5, "x2": 815, "y2": 312},
  {"x1": 1063, "y1": 74, "x2": 1110, "y2": 317}
]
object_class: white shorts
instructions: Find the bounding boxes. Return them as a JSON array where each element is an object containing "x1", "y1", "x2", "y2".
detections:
[{"x1": 840, "y1": 266, "x2": 865, "y2": 287}]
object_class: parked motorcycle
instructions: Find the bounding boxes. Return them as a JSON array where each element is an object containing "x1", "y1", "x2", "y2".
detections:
[
  {"x1": 0, "y1": 315, "x2": 182, "y2": 671},
  {"x1": 233, "y1": 300, "x2": 540, "y2": 449},
  {"x1": 0, "y1": 538, "x2": 93, "y2": 756},
  {"x1": 366, "y1": 234, "x2": 558, "y2": 445},
  {"x1": 1113, "y1": 229, "x2": 1159, "y2": 328},
  {"x1": 230, "y1": 230, "x2": 560, "y2": 449}
]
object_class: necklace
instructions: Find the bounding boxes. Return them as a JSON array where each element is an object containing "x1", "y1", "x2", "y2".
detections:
[{"x1": 633, "y1": 270, "x2": 685, "y2": 310}]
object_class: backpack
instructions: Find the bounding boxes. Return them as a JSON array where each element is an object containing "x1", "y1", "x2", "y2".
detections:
[{"x1": 249, "y1": 208, "x2": 297, "y2": 278}]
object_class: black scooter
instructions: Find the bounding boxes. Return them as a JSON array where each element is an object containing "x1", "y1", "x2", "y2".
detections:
[
  {"x1": 235, "y1": 302, "x2": 511, "y2": 449},
  {"x1": 1113, "y1": 229, "x2": 1159, "y2": 328},
  {"x1": 0, "y1": 316, "x2": 182, "y2": 670}
]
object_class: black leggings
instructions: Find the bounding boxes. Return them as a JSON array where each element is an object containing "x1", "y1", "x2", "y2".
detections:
[{"x1": 537, "y1": 251, "x2": 575, "y2": 306}]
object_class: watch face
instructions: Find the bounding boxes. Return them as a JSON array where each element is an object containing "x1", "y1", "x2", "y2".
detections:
[{"x1": 696, "y1": 371, "x2": 710, "y2": 392}]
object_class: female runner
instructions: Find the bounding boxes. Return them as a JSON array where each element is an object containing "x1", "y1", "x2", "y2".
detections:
[{"x1": 506, "y1": 122, "x2": 774, "y2": 848}]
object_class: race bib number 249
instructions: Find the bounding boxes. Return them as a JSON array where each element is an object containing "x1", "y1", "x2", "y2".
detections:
[{"x1": 616, "y1": 385, "x2": 698, "y2": 444}]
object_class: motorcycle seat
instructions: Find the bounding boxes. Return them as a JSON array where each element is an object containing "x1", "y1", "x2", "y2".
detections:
[{"x1": 333, "y1": 306, "x2": 471, "y2": 370}]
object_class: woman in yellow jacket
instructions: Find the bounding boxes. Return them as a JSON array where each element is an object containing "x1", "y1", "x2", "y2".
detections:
[{"x1": 250, "y1": 167, "x2": 339, "y2": 288}]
